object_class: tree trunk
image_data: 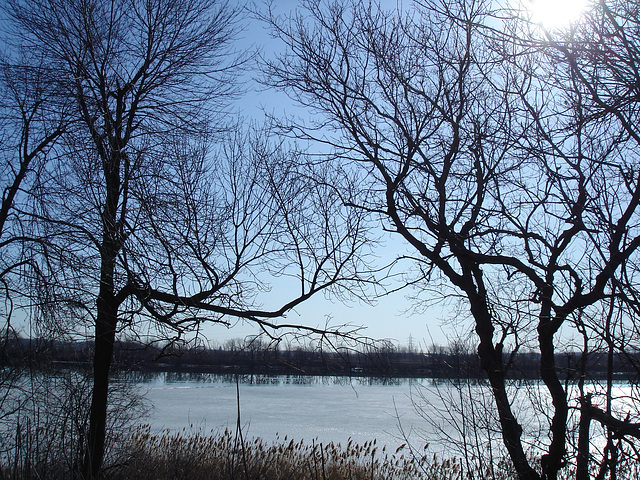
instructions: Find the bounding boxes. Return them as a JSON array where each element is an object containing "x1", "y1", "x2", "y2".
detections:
[
  {"x1": 477, "y1": 339, "x2": 541, "y2": 480},
  {"x1": 538, "y1": 325, "x2": 568, "y2": 480},
  {"x1": 81, "y1": 272, "x2": 118, "y2": 479},
  {"x1": 465, "y1": 272, "x2": 541, "y2": 480},
  {"x1": 576, "y1": 394, "x2": 592, "y2": 480},
  {"x1": 82, "y1": 154, "x2": 121, "y2": 479}
]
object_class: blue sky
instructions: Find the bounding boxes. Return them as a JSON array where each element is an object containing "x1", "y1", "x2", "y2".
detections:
[{"x1": 197, "y1": 1, "x2": 457, "y2": 349}]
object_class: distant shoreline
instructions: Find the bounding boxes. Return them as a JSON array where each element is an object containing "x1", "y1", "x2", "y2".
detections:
[{"x1": 4, "y1": 337, "x2": 636, "y2": 381}]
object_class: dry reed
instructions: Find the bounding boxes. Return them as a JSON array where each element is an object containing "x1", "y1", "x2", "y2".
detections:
[{"x1": 111, "y1": 426, "x2": 468, "y2": 480}]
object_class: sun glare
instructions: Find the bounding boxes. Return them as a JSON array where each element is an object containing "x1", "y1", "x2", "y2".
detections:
[{"x1": 528, "y1": 0, "x2": 588, "y2": 29}]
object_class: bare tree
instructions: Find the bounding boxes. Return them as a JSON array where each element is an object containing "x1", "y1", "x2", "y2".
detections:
[
  {"x1": 262, "y1": 0, "x2": 640, "y2": 478},
  {"x1": 0, "y1": 53, "x2": 67, "y2": 334},
  {"x1": 0, "y1": 44, "x2": 69, "y2": 447},
  {"x1": 528, "y1": 2, "x2": 640, "y2": 478},
  {"x1": 3, "y1": 0, "x2": 373, "y2": 477}
]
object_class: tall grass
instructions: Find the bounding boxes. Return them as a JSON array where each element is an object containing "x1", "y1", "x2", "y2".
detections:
[
  {"x1": 113, "y1": 426, "x2": 468, "y2": 480},
  {"x1": 9, "y1": 422, "x2": 636, "y2": 479}
]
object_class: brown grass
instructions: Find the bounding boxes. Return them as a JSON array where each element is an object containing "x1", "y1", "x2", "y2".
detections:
[{"x1": 108, "y1": 426, "x2": 468, "y2": 480}]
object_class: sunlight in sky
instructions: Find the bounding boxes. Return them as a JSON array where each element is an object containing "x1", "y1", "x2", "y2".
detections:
[{"x1": 527, "y1": 0, "x2": 588, "y2": 29}]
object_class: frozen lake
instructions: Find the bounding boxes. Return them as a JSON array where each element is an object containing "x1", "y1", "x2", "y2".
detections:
[
  {"x1": 139, "y1": 374, "x2": 442, "y2": 453},
  {"x1": 138, "y1": 373, "x2": 635, "y2": 457}
]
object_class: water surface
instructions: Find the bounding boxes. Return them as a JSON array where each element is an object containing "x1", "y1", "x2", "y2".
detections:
[{"x1": 140, "y1": 374, "x2": 429, "y2": 452}]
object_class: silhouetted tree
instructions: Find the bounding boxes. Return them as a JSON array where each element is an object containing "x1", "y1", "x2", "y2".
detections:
[
  {"x1": 0, "y1": 52, "x2": 67, "y2": 339},
  {"x1": 0, "y1": 44, "x2": 69, "y2": 447},
  {"x1": 262, "y1": 0, "x2": 640, "y2": 478},
  {"x1": 4, "y1": 0, "x2": 372, "y2": 477}
]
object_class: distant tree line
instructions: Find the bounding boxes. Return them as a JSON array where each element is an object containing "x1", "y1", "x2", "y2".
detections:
[{"x1": 4, "y1": 335, "x2": 640, "y2": 381}]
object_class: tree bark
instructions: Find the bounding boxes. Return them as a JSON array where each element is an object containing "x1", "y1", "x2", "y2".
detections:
[
  {"x1": 82, "y1": 150, "x2": 122, "y2": 479},
  {"x1": 82, "y1": 258, "x2": 118, "y2": 479},
  {"x1": 538, "y1": 324, "x2": 568, "y2": 480},
  {"x1": 475, "y1": 324, "x2": 541, "y2": 480},
  {"x1": 82, "y1": 301, "x2": 117, "y2": 478},
  {"x1": 576, "y1": 394, "x2": 592, "y2": 480},
  {"x1": 465, "y1": 268, "x2": 541, "y2": 480}
]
